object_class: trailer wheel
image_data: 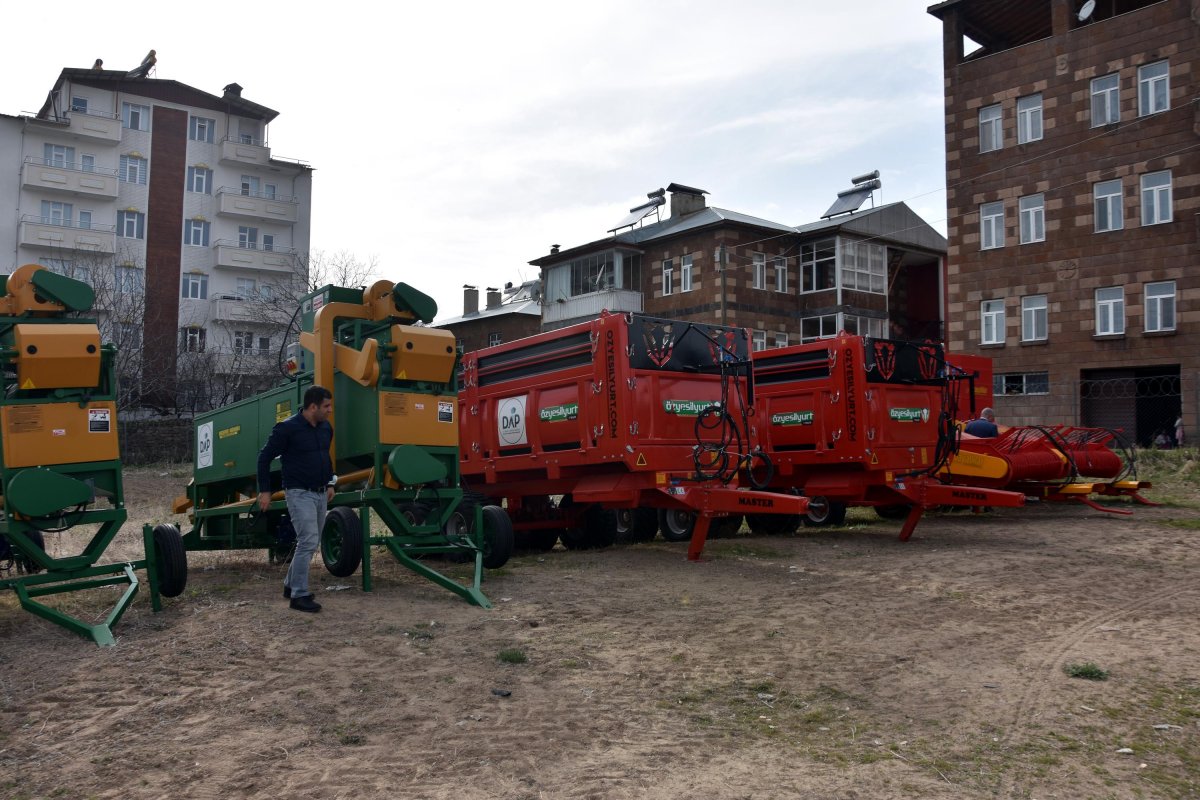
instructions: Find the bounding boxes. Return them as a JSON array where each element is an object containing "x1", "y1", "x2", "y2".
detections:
[
  {"x1": 152, "y1": 524, "x2": 188, "y2": 598},
  {"x1": 658, "y1": 508, "x2": 696, "y2": 542},
  {"x1": 709, "y1": 514, "x2": 743, "y2": 539},
  {"x1": 875, "y1": 504, "x2": 912, "y2": 521},
  {"x1": 522, "y1": 530, "x2": 560, "y2": 552},
  {"x1": 11, "y1": 529, "x2": 46, "y2": 574},
  {"x1": 615, "y1": 507, "x2": 659, "y2": 543},
  {"x1": 321, "y1": 507, "x2": 363, "y2": 578},
  {"x1": 480, "y1": 506, "x2": 514, "y2": 569},
  {"x1": 745, "y1": 513, "x2": 798, "y2": 536},
  {"x1": 561, "y1": 505, "x2": 616, "y2": 550},
  {"x1": 803, "y1": 497, "x2": 848, "y2": 527}
]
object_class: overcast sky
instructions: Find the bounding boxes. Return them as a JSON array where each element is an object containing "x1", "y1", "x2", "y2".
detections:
[{"x1": 1, "y1": 1, "x2": 948, "y2": 322}]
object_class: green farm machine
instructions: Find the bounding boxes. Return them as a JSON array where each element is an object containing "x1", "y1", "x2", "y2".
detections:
[
  {"x1": 0, "y1": 264, "x2": 182, "y2": 645},
  {"x1": 161, "y1": 279, "x2": 512, "y2": 607}
]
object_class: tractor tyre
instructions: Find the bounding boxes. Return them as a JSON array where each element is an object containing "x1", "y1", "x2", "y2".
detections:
[
  {"x1": 615, "y1": 507, "x2": 659, "y2": 543},
  {"x1": 321, "y1": 507, "x2": 363, "y2": 578},
  {"x1": 480, "y1": 506, "x2": 514, "y2": 569},
  {"x1": 583, "y1": 505, "x2": 617, "y2": 549},
  {"x1": 709, "y1": 514, "x2": 744, "y2": 539},
  {"x1": 658, "y1": 508, "x2": 696, "y2": 543},
  {"x1": 875, "y1": 504, "x2": 913, "y2": 521},
  {"x1": 152, "y1": 524, "x2": 188, "y2": 598},
  {"x1": 803, "y1": 497, "x2": 848, "y2": 527}
]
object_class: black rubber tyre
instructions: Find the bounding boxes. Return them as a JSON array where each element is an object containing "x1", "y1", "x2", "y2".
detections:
[
  {"x1": 709, "y1": 514, "x2": 743, "y2": 539},
  {"x1": 525, "y1": 530, "x2": 560, "y2": 551},
  {"x1": 12, "y1": 529, "x2": 46, "y2": 575},
  {"x1": 875, "y1": 504, "x2": 913, "y2": 521},
  {"x1": 152, "y1": 523, "x2": 188, "y2": 598},
  {"x1": 561, "y1": 505, "x2": 617, "y2": 550},
  {"x1": 616, "y1": 507, "x2": 659, "y2": 543},
  {"x1": 480, "y1": 505, "x2": 514, "y2": 569},
  {"x1": 658, "y1": 508, "x2": 696, "y2": 543},
  {"x1": 803, "y1": 497, "x2": 848, "y2": 527},
  {"x1": 321, "y1": 507, "x2": 363, "y2": 578}
]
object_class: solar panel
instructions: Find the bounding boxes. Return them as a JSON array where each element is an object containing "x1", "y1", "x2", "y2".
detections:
[{"x1": 822, "y1": 186, "x2": 874, "y2": 219}]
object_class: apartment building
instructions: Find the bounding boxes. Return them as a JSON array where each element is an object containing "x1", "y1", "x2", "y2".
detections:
[
  {"x1": 928, "y1": 0, "x2": 1195, "y2": 443},
  {"x1": 528, "y1": 184, "x2": 946, "y2": 351},
  {"x1": 0, "y1": 62, "x2": 313, "y2": 410}
]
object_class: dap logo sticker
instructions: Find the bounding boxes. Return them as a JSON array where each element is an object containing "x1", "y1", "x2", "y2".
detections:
[{"x1": 496, "y1": 395, "x2": 528, "y2": 446}]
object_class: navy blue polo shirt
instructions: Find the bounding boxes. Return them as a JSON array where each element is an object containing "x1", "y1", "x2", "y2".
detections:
[{"x1": 257, "y1": 413, "x2": 334, "y2": 492}]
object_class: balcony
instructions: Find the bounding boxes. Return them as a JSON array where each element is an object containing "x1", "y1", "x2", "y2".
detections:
[
  {"x1": 214, "y1": 240, "x2": 298, "y2": 273},
  {"x1": 219, "y1": 137, "x2": 270, "y2": 167},
  {"x1": 22, "y1": 158, "x2": 119, "y2": 199},
  {"x1": 210, "y1": 294, "x2": 266, "y2": 323},
  {"x1": 542, "y1": 288, "x2": 643, "y2": 326},
  {"x1": 19, "y1": 216, "x2": 116, "y2": 254},
  {"x1": 29, "y1": 111, "x2": 122, "y2": 145},
  {"x1": 216, "y1": 187, "x2": 298, "y2": 224}
]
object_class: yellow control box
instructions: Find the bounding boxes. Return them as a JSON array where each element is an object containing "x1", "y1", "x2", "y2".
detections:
[{"x1": 13, "y1": 324, "x2": 101, "y2": 390}]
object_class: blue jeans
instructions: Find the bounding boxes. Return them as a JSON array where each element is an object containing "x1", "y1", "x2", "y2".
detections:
[{"x1": 284, "y1": 489, "x2": 327, "y2": 599}]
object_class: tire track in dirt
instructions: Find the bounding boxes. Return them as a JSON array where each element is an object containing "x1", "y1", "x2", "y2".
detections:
[{"x1": 1002, "y1": 583, "x2": 1199, "y2": 745}]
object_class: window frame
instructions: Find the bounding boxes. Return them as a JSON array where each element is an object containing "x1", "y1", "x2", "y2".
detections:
[
  {"x1": 662, "y1": 259, "x2": 673, "y2": 296},
  {"x1": 120, "y1": 155, "x2": 148, "y2": 185},
  {"x1": 981, "y1": 299, "x2": 1005, "y2": 345},
  {"x1": 1090, "y1": 73, "x2": 1120, "y2": 127},
  {"x1": 122, "y1": 102, "x2": 150, "y2": 132},
  {"x1": 1021, "y1": 295, "x2": 1048, "y2": 342},
  {"x1": 1016, "y1": 93, "x2": 1043, "y2": 144},
  {"x1": 181, "y1": 326, "x2": 207, "y2": 353},
  {"x1": 774, "y1": 332, "x2": 788, "y2": 349},
  {"x1": 117, "y1": 210, "x2": 145, "y2": 240},
  {"x1": 1095, "y1": 287, "x2": 1125, "y2": 336},
  {"x1": 752, "y1": 252, "x2": 766, "y2": 290},
  {"x1": 487, "y1": 333, "x2": 502, "y2": 348},
  {"x1": 980, "y1": 201, "x2": 1004, "y2": 250},
  {"x1": 978, "y1": 103, "x2": 1002, "y2": 153},
  {"x1": 181, "y1": 273, "x2": 208, "y2": 300},
  {"x1": 187, "y1": 166, "x2": 212, "y2": 194},
  {"x1": 751, "y1": 330, "x2": 767, "y2": 352},
  {"x1": 189, "y1": 116, "x2": 215, "y2": 143},
  {"x1": 774, "y1": 256, "x2": 788, "y2": 293},
  {"x1": 1144, "y1": 281, "x2": 1176, "y2": 333},
  {"x1": 1093, "y1": 179, "x2": 1123, "y2": 232},
  {"x1": 1019, "y1": 194, "x2": 1045, "y2": 244},
  {"x1": 238, "y1": 226, "x2": 259, "y2": 249},
  {"x1": 1138, "y1": 60, "x2": 1169, "y2": 116},
  {"x1": 184, "y1": 219, "x2": 210, "y2": 247},
  {"x1": 800, "y1": 314, "x2": 838, "y2": 343},
  {"x1": 680, "y1": 254, "x2": 693, "y2": 292},
  {"x1": 1140, "y1": 171, "x2": 1172, "y2": 226},
  {"x1": 994, "y1": 372, "x2": 1050, "y2": 396}
]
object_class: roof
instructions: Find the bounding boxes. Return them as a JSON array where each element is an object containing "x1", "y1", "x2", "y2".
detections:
[
  {"x1": 38, "y1": 68, "x2": 280, "y2": 123},
  {"x1": 435, "y1": 282, "x2": 543, "y2": 327},
  {"x1": 530, "y1": 206, "x2": 795, "y2": 266},
  {"x1": 926, "y1": 0, "x2": 1052, "y2": 56},
  {"x1": 793, "y1": 201, "x2": 947, "y2": 252}
]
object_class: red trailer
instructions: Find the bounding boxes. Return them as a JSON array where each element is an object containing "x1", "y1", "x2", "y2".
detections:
[
  {"x1": 751, "y1": 334, "x2": 1026, "y2": 540},
  {"x1": 458, "y1": 312, "x2": 807, "y2": 559}
]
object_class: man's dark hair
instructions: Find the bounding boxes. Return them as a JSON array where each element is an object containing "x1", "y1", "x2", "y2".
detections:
[{"x1": 303, "y1": 385, "x2": 332, "y2": 410}]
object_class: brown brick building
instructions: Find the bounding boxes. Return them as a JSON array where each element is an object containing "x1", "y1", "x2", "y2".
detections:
[
  {"x1": 436, "y1": 281, "x2": 542, "y2": 355},
  {"x1": 928, "y1": 0, "x2": 1196, "y2": 444}
]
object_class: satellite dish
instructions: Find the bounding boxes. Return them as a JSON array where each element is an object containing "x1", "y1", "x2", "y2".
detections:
[{"x1": 1077, "y1": 0, "x2": 1095, "y2": 21}]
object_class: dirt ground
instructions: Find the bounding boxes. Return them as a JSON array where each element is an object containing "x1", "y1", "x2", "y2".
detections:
[{"x1": 0, "y1": 467, "x2": 1197, "y2": 800}]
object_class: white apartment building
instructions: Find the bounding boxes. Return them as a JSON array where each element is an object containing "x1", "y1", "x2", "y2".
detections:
[{"x1": 0, "y1": 63, "x2": 313, "y2": 411}]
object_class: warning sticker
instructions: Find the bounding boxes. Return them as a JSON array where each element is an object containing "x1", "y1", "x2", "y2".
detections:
[
  {"x1": 219, "y1": 425, "x2": 241, "y2": 440},
  {"x1": 88, "y1": 408, "x2": 111, "y2": 433},
  {"x1": 438, "y1": 401, "x2": 454, "y2": 423},
  {"x1": 9, "y1": 406, "x2": 43, "y2": 433},
  {"x1": 384, "y1": 394, "x2": 409, "y2": 415},
  {"x1": 275, "y1": 401, "x2": 292, "y2": 423}
]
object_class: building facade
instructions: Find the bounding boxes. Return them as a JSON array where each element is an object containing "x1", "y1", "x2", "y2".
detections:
[
  {"x1": 436, "y1": 281, "x2": 543, "y2": 354},
  {"x1": 529, "y1": 184, "x2": 946, "y2": 352},
  {"x1": 0, "y1": 64, "x2": 313, "y2": 412},
  {"x1": 928, "y1": 0, "x2": 1195, "y2": 443}
]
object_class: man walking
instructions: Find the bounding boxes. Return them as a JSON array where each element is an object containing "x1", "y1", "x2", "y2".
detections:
[
  {"x1": 257, "y1": 386, "x2": 336, "y2": 612},
  {"x1": 964, "y1": 407, "x2": 999, "y2": 438}
]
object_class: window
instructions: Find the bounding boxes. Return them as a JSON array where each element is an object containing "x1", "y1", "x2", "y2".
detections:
[
  {"x1": 980, "y1": 201, "x2": 1004, "y2": 249},
  {"x1": 1016, "y1": 93, "x2": 1042, "y2": 144},
  {"x1": 662, "y1": 259, "x2": 673, "y2": 296},
  {"x1": 1091, "y1": 73, "x2": 1120, "y2": 126},
  {"x1": 1141, "y1": 171, "x2": 1172, "y2": 225},
  {"x1": 800, "y1": 239, "x2": 836, "y2": 293},
  {"x1": 264, "y1": 184, "x2": 277, "y2": 200},
  {"x1": 1094, "y1": 180, "x2": 1123, "y2": 232},
  {"x1": 70, "y1": 97, "x2": 88, "y2": 114},
  {"x1": 1138, "y1": 60, "x2": 1169, "y2": 116},
  {"x1": 181, "y1": 273, "x2": 208, "y2": 300},
  {"x1": 774, "y1": 332, "x2": 788, "y2": 348},
  {"x1": 189, "y1": 116, "x2": 215, "y2": 143},
  {"x1": 258, "y1": 336, "x2": 271, "y2": 355},
  {"x1": 77, "y1": 210, "x2": 92, "y2": 230},
  {"x1": 488, "y1": 333, "x2": 502, "y2": 347},
  {"x1": 1145, "y1": 281, "x2": 1176, "y2": 332},
  {"x1": 184, "y1": 220, "x2": 210, "y2": 247},
  {"x1": 117, "y1": 322, "x2": 141, "y2": 351},
  {"x1": 120, "y1": 155, "x2": 148, "y2": 185},
  {"x1": 1021, "y1": 295, "x2": 1048, "y2": 342},
  {"x1": 774, "y1": 256, "x2": 788, "y2": 293},
  {"x1": 80, "y1": 154, "x2": 95, "y2": 173},
  {"x1": 1019, "y1": 194, "x2": 1044, "y2": 243},
  {"x1": 122, "y1": 103, "x2": 150, "y2": 131},
  {"x1": 1095, "y1": 287, "x2": 1125, "y2": 336},
  {"x1": 752, "y1": 330, "x2": 766, "y2": 352},
  {"x1": 752, "y1": 253, "x2": 766, "y2": 290},
  {"x1": 979, "y1": 104, "x2": 1002, "y2": 152},
  {"x1": 240, "y1": 175, "x2": 260, "y2": 196},
  {"x1": 238, "y1": 226, "x2": 258, "y2": 249},
  {"x1": 841, "y1": 240, "x2": 886, "y2": 293},
  {"x1": 844, "y1": 315, "x2": 886, "y2": 339},
  {"x1": 181, "y1": 327, "x2": 206, "y2": 353},
  {"x1": 41, "y1": 200, "x2": 73, "y2": 226},
  {"x1": 43, "y1": 144, "x2": 75, "y2": 168},
  {"x1": 233, "y1": 331, "x2": 255, "y2": 354},
  {"x1": 236, "y1": 277, "x2": 257, "y2": 298},
  {"x1": 262, "y1": 234, "x2": 275, "y2": 252},
  {"x1": 994, "y1": 372, "x2": 1050, "y2": 396},
  {"x1": 239, "y1": 133, "x2": 253, "y2": 144},
  {"x1": 680, "y1": 254, "x2": 693, "y2": 292},
  {"x1": 187, "y1": 166, "x2": 212, "y2": 194},
  {"x1": 981, "y1": 299, "x2": 1005, "y2": 345},
  {"x1": 801, "y1": 315, "x2": 838, "y2": 343},
  {"x1": 117, "y1": 211, "x2": 145, "y2": 239},
  {"x1": 116, "y1": 265, "x2": 143, "y2": 294}
]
